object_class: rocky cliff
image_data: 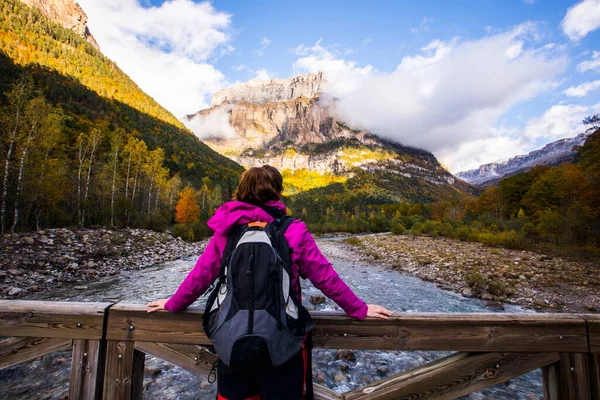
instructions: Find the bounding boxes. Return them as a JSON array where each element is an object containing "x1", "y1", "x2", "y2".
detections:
[
  {"x1": 211, "y1": 72, "x2": 324, "y2": 106},
  {"x1": 188, "y1": 73, "x2": 473, "y2": 202},
  {"x1": 456, "y1": 133, "x2": 588, "y2": 186},
  {"x1": 20, "y1": 0, "x2": 99, "y2": 50}
]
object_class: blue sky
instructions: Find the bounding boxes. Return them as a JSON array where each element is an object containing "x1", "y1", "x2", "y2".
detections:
[{"x1": 80, "y1": 0, "x2": 600, "y2": 172}]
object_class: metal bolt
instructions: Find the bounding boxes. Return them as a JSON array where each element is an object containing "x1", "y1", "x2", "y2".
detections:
[
  {"x1": 128, "y1": 325, "x2": 135, "y2": 331},
  {"x1": 570, "y1": 367, "x2": 575, "y2": 372},
  {"x1": 194, "y1": 356, "x2": 199, "y2": 362},
  {"x1": 343, "y1": 333, "x2": 348, "y2": 337},
  {"x1": 118, "y1": 354, "x2": 123, "y2": 360},
  {"x1": 83, "y1": 353, "x2": 87, "y2": 358},
  {"x1": 495, "y1": 364, "x2": 500, "y2": 369},
  {"x1": 559, "y1": 336, "x2": 564, "y2": 340},
  {"x1": 76, "y1": 323, "x2": 82, "y2": 328}
]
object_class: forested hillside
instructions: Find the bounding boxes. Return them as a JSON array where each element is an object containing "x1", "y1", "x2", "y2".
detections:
[
  {"x1": 351, "y1": 125, "x2": 600, "y2": 260},
  {"x1": 0, "y1": 0, "x2": 243, "y2": 232}
]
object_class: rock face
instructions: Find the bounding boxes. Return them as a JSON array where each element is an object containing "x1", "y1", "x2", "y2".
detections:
[
  {"x1": 456, "y1": 133, "x2": 588, "y2": 186},
  {"x1": 188, "y1": 73, "x2": 473, "y2": 202},
  {"x1": 21, "y1": 0, "x2": 100, "y2": 50},
  {"x1": 211, "y1": 72, "x2": 324, "y2": 106}
]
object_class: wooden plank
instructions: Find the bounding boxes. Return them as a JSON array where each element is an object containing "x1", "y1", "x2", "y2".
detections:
[
  {"x1": 134, "y1": 342, "x2": 218, "y2": 376},
  {"x1": 0, "y1": 336, "x2": 71, "y2": 369},
  {"x1": 344, "y1": 352, "x2": 559, "y2": 400},
  {"x1": 557, "y1": 353, "x2": 592, "y2": 400},
  {"x1": 0, "y1": 300, "x2": 111, "y2": 340},
  {"x1": 107, "y1": 305, "x2": 589, "y2": 352},
  {"x1": 542, "y1": 362, "x2": 559, "y2": 400},
  {"x1": 107, "y1": 304, "x2": 209, "y2": 344},
  {"x1": 589, "y1": 353, "x2": 599, "y2": 400},
  {"x1": 131, "y1": 350, "x2": 145, "y2": 400},
  {"x1": 583, "y1": 314, "x2": 600, "y2": 352},
  {"x1": 102, "y1": 341, "x2": 135, "y2": 400},
  {"x1": 310, "y1": 312, "x2": 588, "y2": 353},
  {"x1": 69, "y1": 340, "x2": 100, "y2": 400},
  {"x1": 313, "y1": 383, "x2": 343, "y2": 400}
]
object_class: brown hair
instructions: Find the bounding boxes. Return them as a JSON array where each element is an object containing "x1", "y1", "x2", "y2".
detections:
[{"x1": 234, "y1": 165, "x2": 283, "y2": 204}]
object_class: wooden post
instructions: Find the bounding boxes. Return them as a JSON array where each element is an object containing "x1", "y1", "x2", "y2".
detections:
[
  {"x1": 70, "y1": 340, "x2": 100, "y2": 400},
  {"x1": 589, "y1": 353, "x2": 599, "y2": 400},
  {"x1": 542, "y1": 362, "x2": 559, "y2": 400},
  {"x1": 555, "y1": 353, "x2": 591, "y2": 400},
  {"x1": 131, "y1": 350, "x2": 145, "y2": 400},
  {"x1": 102, "y1": 341, "x2": 135, "y2": 400}
]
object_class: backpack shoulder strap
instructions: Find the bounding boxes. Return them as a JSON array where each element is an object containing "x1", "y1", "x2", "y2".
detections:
[
  {"x1": 277, "y1": 215, "x2": 294, "y2": 234},
  {"x1": 219, "y1": 224, "x2": 246, "y2": 276}
]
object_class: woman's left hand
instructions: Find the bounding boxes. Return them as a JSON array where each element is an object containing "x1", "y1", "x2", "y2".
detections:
[
  {"x1": 147, "y1": 298, "x2": 169, "y2": 313},
  {"x1": 366, "y1": 304, "x2": 393, "y2": 319}
]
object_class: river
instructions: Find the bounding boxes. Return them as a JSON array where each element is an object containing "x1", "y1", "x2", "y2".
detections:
[{"x1": 0, "y1": 238, "x2": 543, "y2": 399}]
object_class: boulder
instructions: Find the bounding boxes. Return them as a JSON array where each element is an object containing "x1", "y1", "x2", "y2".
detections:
[{"x1": 310, "y1": 295, "x2": 326, "y2": 305}]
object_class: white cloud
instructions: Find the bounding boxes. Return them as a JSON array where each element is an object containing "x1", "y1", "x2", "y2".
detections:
[
  {"x1": 564, "y1": 80, "x2": 600, "y2": 96},
  {"x1": 577, "y1": 51, "x2": 600, "y2": 72},
  {"x1": 562, "y1": 0, "x2": 600, "y2": 41},
  {"x1": 254, "y1": 37, "x2": 271, "y2": 56},
  {"x1": 444, "y1": 135, "x2": 528, "y2": 173},
  {"x1": 232, "y1": 64, "x2": 246, "y2": 71},
  {"x1": 185, "y1": 106, "x2": 237, "y2": 140},
  {"x1": 253, "y1": 69, "x2": 271, "y2": 80},
  {"x1": 78, "y1": 0, "x2": 232, "y2": 117},
  {"x1": 292, "y1": 24, "x2": 567, "y2": 172},
  {"x1": 411, "y1": 17, "x2": 433, "y2": 34},
  {"x1": 292, "y1": 40, "x2": 374, "y2": 95},
  {"x1": 523, "y1": 103, "x2": 600, "y2": 140}
]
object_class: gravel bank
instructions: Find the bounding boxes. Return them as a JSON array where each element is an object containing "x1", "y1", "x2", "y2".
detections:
[
  {"x1": 1, "y1": 228, "x2": 207, "y2": 299},
  {"x1": 318, "y1": 234, "x2": 600, "y2": 313}
]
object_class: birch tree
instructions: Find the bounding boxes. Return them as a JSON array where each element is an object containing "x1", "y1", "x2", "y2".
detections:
[
  {"x1": 80, "y1": 128, "x2": 102, "y2": 227},
  {"x1": 10, "y1": 96, "x2": 53, "y2": 232},
  {"x1": 109, "y1": 128, "x2": 125, "y2": 227},
  {"x1": 142, "y1": 147, "x2": 165, "y2": 215},
  {"x1": 0, "y1": 76, "x2": 33, "y2": 234}
]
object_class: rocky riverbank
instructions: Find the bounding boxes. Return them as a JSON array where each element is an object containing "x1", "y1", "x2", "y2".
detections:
[
  {"x1": 325, "y1": 234, "x2": 600, "y2": 313},
  {"x1": 1, "y1": 228, "x2": 207, "y2": 299}
]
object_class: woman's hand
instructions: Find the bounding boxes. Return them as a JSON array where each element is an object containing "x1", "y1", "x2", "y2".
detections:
[
  {"x1": 147, "y1": 298, "x2": 169, "y2": 313},
  {"x1": 366, "y1": 304, "x2": 393, "y2": 319}
]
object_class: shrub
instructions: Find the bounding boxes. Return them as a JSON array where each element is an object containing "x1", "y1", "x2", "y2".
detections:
[
  {"x1": 463, "y1": 271, "x2": 487, "y2": 295},
  {"x1": 343, "y1": 237, "x2": 362, "y2": 246},
  {"x1": 410, "y1": 222, "x2": 424, "y2": 235},
  {"x1": 391, "y1": 223, "x2": 406, "y2": 235},
  {"x1": 488, "y1": 280, "x2": 510, "y2": 296},
  {"x1": 454, "y1": 226, "x2": 471, "y2": 241}
]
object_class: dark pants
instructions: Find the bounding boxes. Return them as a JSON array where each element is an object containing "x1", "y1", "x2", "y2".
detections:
[{"x1": 217, "y1": 340, "x2": 313, "y2": 400}]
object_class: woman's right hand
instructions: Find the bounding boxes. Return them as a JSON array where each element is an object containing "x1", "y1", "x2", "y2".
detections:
[{"x1": 366, "y1": 304, "x2": 393, "y2": 319}]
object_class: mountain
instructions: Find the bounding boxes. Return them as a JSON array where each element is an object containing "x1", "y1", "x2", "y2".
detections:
[
  {"x1": 187, "y1": 73, "x2": 474, "y2": 203},
  {"x1": 456, "y1": 134, "x2": 588, "y2": 186},
  {"x1": 0, "y1": 0, "x2": 243, "y2": 231},
  {"x1": 20, "y1": 0, "x2": 100, "y2": 50},
  {"x1": 1, "y1": 0, "x2": 242, "y2": 188}
]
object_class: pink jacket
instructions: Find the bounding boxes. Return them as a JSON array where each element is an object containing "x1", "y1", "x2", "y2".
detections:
[{"x1": 164, "y1": 200, "x2": 368, "y2": 320}]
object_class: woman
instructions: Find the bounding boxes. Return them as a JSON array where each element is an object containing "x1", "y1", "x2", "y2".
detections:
[{"x1": 148, "y1": 165, "x2": 392, "y2": 399}]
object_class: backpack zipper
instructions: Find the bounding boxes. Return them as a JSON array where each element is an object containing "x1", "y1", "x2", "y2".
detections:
[{"x1": 248, "y1": 252, "x2": 254, "y2": 334}]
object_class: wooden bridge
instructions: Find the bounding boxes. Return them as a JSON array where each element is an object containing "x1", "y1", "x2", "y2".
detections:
[{"x1": 0, "y1": 300, "x2": 598, "y2": 400}]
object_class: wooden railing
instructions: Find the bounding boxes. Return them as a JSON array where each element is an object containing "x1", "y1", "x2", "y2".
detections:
[{"x1": 0, "y1": 300, "x2": 598, "y2": 399}]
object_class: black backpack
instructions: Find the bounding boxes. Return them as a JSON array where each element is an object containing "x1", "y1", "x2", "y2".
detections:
[{"x1": 203, "y1": 210, "x2": 313, "y2": 368}]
